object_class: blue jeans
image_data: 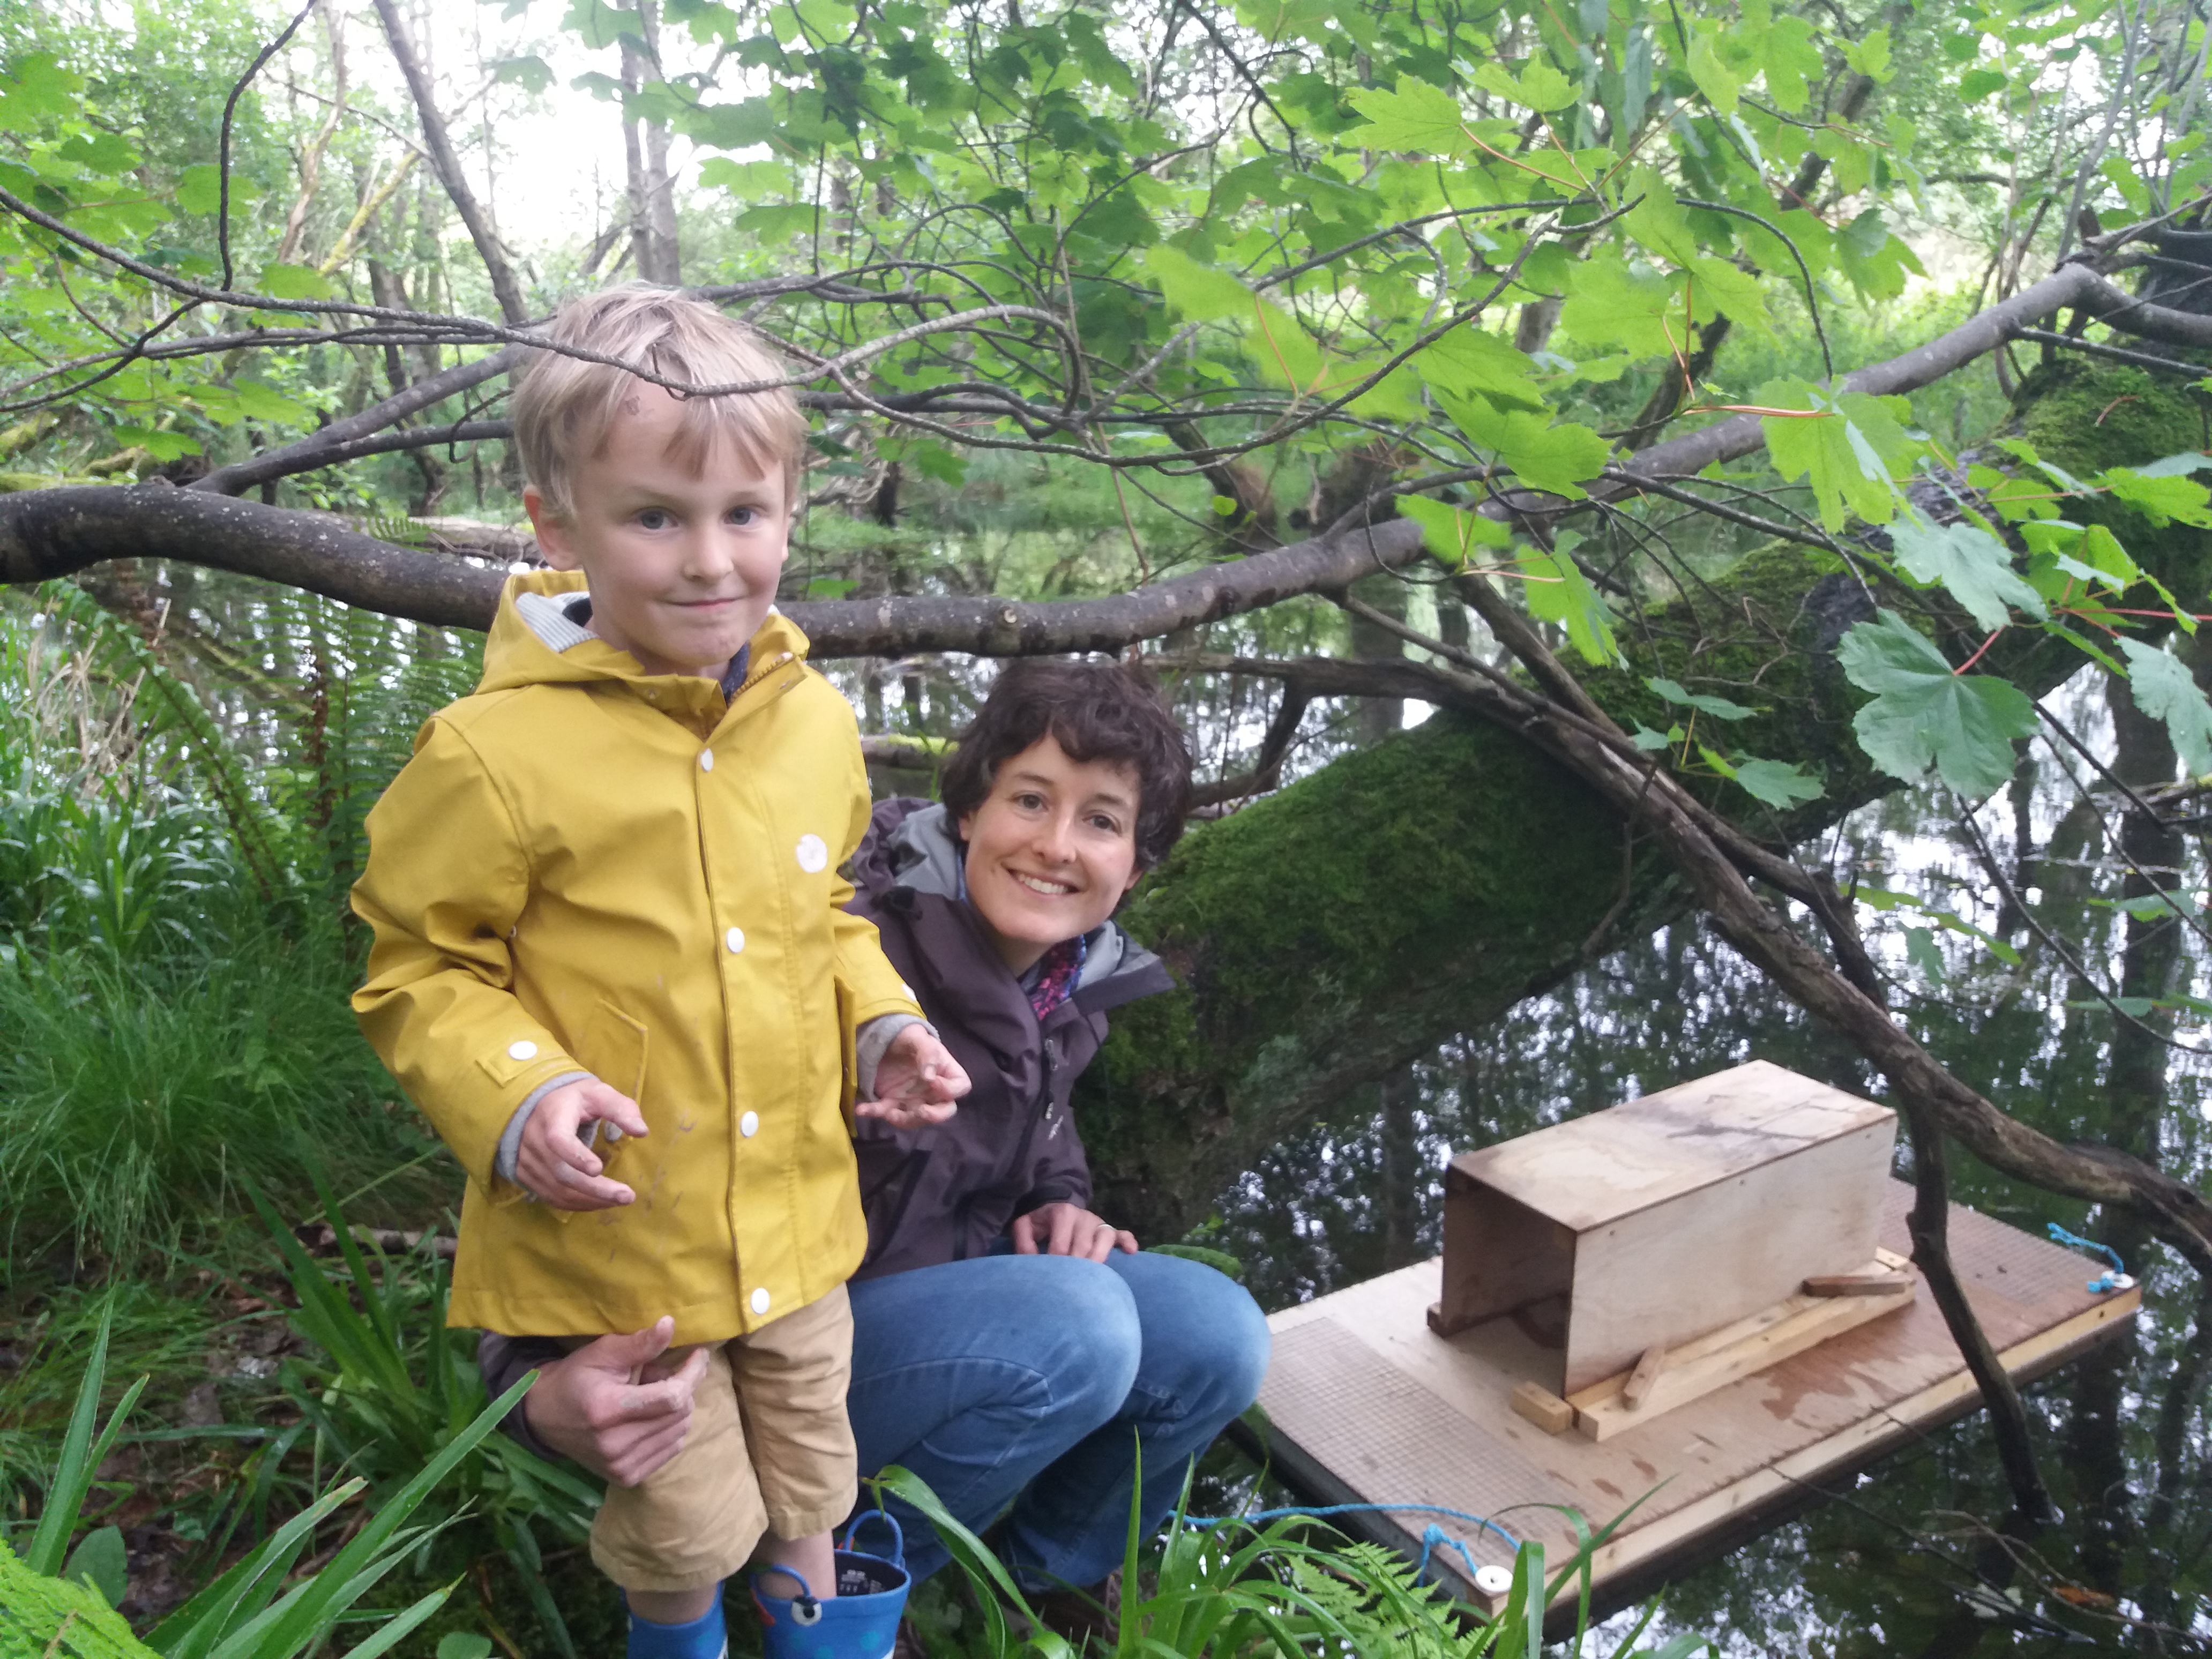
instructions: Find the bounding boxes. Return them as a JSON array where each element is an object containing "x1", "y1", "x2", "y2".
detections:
[{"x1": 845, "y1": 1250, "x2": 1271, "y2": 1589}]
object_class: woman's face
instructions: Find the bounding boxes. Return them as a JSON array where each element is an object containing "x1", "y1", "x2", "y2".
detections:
[{"x1": 959, "y1": 735, "x2": 1145, "y2": 975}]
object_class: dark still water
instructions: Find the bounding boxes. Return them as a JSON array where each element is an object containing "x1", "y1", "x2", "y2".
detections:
[{"x1": 1190, "y1": 686, "x2": 2212, "y2": 1655}]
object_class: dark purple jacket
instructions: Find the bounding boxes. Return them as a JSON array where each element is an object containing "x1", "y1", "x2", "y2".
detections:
[{"x1": 845, "y1": 797, "x2": 1174, "y2": 1279}]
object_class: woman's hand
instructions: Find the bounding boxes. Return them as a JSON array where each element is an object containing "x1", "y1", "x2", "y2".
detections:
[
  {"x1": 1011, "y1": 1201, "x2": 1138, "y2": 1262},
  {"x1": 520, "y1": 1317, "x2": 709, "y2": 1488},
  {"x1": 857, "y1": 1025, "x2": 971, "y2": 1130},
  {"x1": 516, "y1": 1078, "x2": 648, "y2": 1208}
]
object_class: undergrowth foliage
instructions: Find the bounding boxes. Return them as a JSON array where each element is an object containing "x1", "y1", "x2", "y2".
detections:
[{"x1": 0, "y1": 586, "x2": 475, "y2": 1271}]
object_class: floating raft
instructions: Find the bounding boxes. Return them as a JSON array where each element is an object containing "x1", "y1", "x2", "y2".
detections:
[{"x1": 1244, "y1": 1182, "x2": 2138, "y2": 1625}]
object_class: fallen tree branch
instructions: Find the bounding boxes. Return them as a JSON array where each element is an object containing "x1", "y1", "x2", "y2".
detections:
[{"x1": 8, "y1": 260, "x2": 2209, "y2": 657}]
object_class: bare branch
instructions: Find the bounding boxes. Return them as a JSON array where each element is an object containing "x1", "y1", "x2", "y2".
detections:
[
  {"x1": 195, "y1": 346, "x2": 525, "y2": 495},
  {"x1": 370, "y1": 0, "x2": 529, "y2": 323}
]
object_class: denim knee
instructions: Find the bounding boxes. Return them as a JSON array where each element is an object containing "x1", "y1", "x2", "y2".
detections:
[
  {"x1": 1025, "y1": 1256, "x2": 1143, "y2": 1429},
  {"x1": 1111, "y1": 1252, "x2": 1272, "y2": 1421}
]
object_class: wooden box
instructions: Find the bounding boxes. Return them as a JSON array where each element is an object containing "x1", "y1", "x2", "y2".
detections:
[{"x1": 1429, "y1": 1060, "x2": 1897, "y2": 1395}]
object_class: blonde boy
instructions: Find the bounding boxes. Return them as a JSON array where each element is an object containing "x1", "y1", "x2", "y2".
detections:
[{"x1": 352, "y1": 286, "x2": 965, "y2": 1659}]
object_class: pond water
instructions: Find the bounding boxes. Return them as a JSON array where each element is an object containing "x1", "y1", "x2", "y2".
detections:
[{"x1": 1194, "y1": 671, "x2": 2212, "y2": 1654}]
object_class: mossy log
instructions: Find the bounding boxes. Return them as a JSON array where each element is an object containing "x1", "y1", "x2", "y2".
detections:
[{"x1": 1082, "y1": 358, "x2": 2212, "y2": 1241}]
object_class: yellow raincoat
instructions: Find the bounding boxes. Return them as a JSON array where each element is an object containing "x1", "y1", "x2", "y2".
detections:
[{"x1": 352, "y1": 570, "x2": 921, "y2": 1343}]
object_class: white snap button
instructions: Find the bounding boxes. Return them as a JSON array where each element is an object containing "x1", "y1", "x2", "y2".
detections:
[
  {"x1": 1473, "y1": 1565, "x2": 1513, "y2": 1597},
  {"x1": 740, "y1": 1110, "x2": 759, "y2": 1138},
  {"x1": 699, "y1": 750, "x2": 715, "y2": 772},
  {"x1": 726, "y1": 926, "x2": 745, "y2": 953},
  {"x1": 507, "y1": 1040, "x2": 537, "y2": 1061},
  {"x1": 750, "y1": 1287, "x2": 771, "y2": 1316},
  {"x1": 795, "y1": 833, "x2": 828, "y2": 873}
]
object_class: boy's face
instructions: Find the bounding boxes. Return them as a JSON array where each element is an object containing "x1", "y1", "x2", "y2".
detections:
[{"x1": 526, "y1": 383, "x2": 790, "y2": 681}]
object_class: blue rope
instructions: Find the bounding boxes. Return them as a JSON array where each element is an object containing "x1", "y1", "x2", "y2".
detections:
[
  {"x1": 1183, "y1": 1503, "x2": 1519, "y2": 1586},
  {"x1": 2046, "y1": 1222, "x2": 2129, "y2": 1292}
]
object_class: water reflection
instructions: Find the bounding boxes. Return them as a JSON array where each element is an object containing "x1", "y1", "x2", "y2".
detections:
[{"x1": 1197, "y1": 677, "x2": 2212, "y2": 1651}]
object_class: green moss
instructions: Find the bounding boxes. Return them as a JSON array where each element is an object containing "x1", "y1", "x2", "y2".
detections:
[
  {"x1": 2014, "y1": 357, "x2": 2207, "y2": 480},
  {"x1": 1078, "y1": 714, "x2": 1638, "y2": 1230}
]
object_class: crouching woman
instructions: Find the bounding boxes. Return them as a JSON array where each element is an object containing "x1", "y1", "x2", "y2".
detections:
[{"x1": 494, "y1": 659, "x2": 1271, "y2": 1616}]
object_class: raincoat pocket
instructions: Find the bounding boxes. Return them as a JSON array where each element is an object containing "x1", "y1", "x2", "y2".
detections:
[{"x1": 576, "y1": 1000, "x2": 649, "y2": 1193}]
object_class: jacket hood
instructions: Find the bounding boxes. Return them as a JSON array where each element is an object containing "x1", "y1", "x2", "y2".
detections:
[
  {"x1": 474, "y1": 567, "x2": 811, "y2": 698},
  {"x1": 859, "y1": 798, "x2": 1155, "y2": 996}
]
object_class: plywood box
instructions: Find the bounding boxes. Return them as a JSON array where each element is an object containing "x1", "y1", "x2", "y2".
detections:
[{"x1": 1429, "y1": 1059, "x2": 1896, "y2": 1394}]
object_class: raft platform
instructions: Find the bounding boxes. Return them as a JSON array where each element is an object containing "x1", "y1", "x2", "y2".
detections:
[{"x1": 1238, "y1": 1149, "x2": 2139, "y2": 1628}]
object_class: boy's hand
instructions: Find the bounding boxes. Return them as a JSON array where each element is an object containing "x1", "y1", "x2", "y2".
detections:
[
  {"x1": 522, "y1": 1317, "x2": 709, "y2": 1487},
  {"x1": 856, "y1": 1025, "x2": 969, "y2": 1131},
  {"x1": 517, "y1": 1079, "x2": 649, "y2": 1208}
]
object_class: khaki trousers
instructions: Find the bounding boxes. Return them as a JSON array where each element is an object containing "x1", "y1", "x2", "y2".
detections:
[{"x1": 588, "y1": 1284, "x2": 856, "y2": 1593}]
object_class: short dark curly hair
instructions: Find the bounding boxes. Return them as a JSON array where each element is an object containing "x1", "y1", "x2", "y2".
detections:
[{"x1": 940, "y1": 659, "x2": 1193, "y2": 871}]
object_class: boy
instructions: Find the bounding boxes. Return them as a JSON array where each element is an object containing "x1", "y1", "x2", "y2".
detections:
[{"x1": 352, "y1": 285, "x2": 966, "y2": 1659}]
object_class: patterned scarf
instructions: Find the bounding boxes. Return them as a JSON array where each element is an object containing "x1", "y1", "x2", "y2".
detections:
[{"x1": 1026, "y1": 933, "x2": 1088, "y2": 1023}]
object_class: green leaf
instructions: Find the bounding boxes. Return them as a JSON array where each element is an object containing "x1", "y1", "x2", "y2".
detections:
[
  {"x1": 437, "y1": 1636, "x2": 496, "y2": 1659},
  {"x1": 698, "y1": 157, "x2": 789, "y2": 196},
  {"x1": 1473, "y1": 55, "x2": 1579, "y2": 113},
  {"x1": 1346, "y1": 77, "x2": 1473, "y2": 154},
  {"x1": 1410, "y1": 325, "x2": 1546, "y2": 412},
  {"x1": 492, "y1": 55, "x2": 554, "y2": 94},
  {"x1": 1834, "y1": 210, "x2": 1922, "y2": 301},
  {"x1": 1843, "y1": 27, "x2": 1893, "y2": 79},
  {"x1": 1903, "y1": 925, "x2": 1945, "y2": 982},
  {"x1": 1960, "y1": 67, "x2": 2006, "y2": 102},
  {"x1": 1398, "y1": 494, "x2": 1512, "y2": 567},
  {"x1": 1558, "y1": 259, "x2": 1680, "y2": 361},
  {"x1": 1730, "y1": 757, "x2": 1825, "y2": 809},
  {"x1": 1521, "y1": 532, "x2": 1620, "y2": 664},
  {"x1": 176, "y1": 163, "x2": 225, "y2": 216},
  {"x1": 65, "y1": 1525, "x2": 129, "y2": 1606},
  {"x1": 0, "y1": 53, "x2": 82, "y2": 132},
  {"x1": 1142, "y1": 244, "x2": 1253, "y2": 322},
  {"x1": 793, "y1": 0, "x2": 857, "y2": 35},
  {"x1": 111, "y1": 424, "x2": 201, "y2": 461},
  {"x1": 1644, "y1": 676, "x2": 1758, "y2": 720},
  {"x1": 2132, "y1": 450, "x2": 2212, "y2": 479},
  {"x1": 1760, "y1": 16, "x2": 1823, "y2": 113},
  {"x1": 2097, "y1": 466, "x2": 2212, "y2": 528},
  {"x1": 1837, "y1": 609, "x2": 2037, "y2": 798},
  {"x1": 1758, "y1": 377, "x2": 1917, "y2": 531},
  {"x1": 1687, "y1": 33, "x2": 1740, "y2": 115},
  {"x1": 1630, "y1": 724, "x2": 1675, "y2": 751},
  {"x1": 56, "y1": 131, "x2": 140, "y2": 175},
  {"x1": 1887, "y1": 512, "x2": 2046, "y2": 632},
  {"x1": 256, "y1": 262, "x2": 333, "y2": 301},
  {"x1": 1436, "y1": 390, "x2": 1612, "y2": 497},
  {"x1": 2119, "y1": 638, "x2": 2212, "y2": 775},
  {"x1": 734, "y1": 203, "x2": 818, "y2": 241},
  {"x1": 1621, "y1": 168, "x2": 1700, "y2": 266}
]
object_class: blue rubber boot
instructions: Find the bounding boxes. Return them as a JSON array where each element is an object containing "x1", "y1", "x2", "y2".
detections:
[
  {"x1": 750, "y1": 1514, "x2": 911, "y2": 1659},
  {"x1": 624, "y1": 1593, "x2": 728, "y2": 1659}
]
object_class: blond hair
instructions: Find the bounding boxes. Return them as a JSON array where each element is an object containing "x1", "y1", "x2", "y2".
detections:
[{"x1": 511, "y1": 284, "x2": 808, "y2": 520}]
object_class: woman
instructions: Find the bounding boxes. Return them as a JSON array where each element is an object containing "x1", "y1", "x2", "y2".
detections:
[{"x1": 490, "y1": 659, "x2": 1270, "y2": 1634}]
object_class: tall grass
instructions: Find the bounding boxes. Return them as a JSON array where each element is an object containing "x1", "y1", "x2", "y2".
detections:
[
  {"x1": 0, "y1": 914, "x2": 436, "y2": 1268},
  {"x1": 0, "y1": 585, "x2": 474, "y2": 1273}
]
